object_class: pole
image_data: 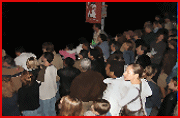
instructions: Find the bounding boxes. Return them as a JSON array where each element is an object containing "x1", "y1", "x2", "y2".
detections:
[{"x1": 101, "y1": 2, "x2": 105, "y2": 31}]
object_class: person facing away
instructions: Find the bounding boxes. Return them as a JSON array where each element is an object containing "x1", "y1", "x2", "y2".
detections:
[
  {"x1": 58, "y1": 95, "x2": 83, "y2": 116},
  {"x1": 69, "y1": 58, "x2": 107, "y2": 102},
  {"x1": 2, "y1": 77, "x2": 21, "y2": 116},
  {"x1": 38, "y1": 52, "x2": 57, "y2": 116},
  {"x1": 84, "y1": 99, "x2": 111, "y2": 116},
  {"x1": 97, "y1": 33, "x2": 110, "y2": 60},
  {"x1": 57, "y1": 57, "x2": 81, "y2": 97},
  {"x1": 14, "y1": 46, "x2": 36, "y2": 71},
  {"x1": 122, "y1": 40, "x2": 135, "y2": 65}
]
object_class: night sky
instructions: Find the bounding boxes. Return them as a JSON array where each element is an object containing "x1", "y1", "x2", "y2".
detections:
[{"x1": 2, "y1": 2, "x2": 177, "y2": 58}]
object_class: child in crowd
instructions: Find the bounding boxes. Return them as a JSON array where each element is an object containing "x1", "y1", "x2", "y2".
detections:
[{"x1": 84, "y1": 99, "x2": 111, "y2": 116}]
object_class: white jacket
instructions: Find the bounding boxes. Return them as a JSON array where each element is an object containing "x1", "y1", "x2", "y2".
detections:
[{"x1": 102, "y1": 76, "x2": 152, "y2": 116}]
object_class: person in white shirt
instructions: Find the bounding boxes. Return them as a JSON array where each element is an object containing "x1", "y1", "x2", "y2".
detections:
[
  {"x1": 38, "y1": 52, "x2": 57, "y2": 116},
  {"x1": 14, "y1": 46, "x2": 36, "y2": 71},
  {"x1": 102, "y1": 64, "x2": 152, "y2": 116}
]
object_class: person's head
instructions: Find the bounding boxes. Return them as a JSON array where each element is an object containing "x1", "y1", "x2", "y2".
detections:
[
  {"x1": 143, "y1": 65, "x2": 157, "y2": 78},
  {"x1": 82, "y1": 42, "x2": 90, "y2": 51},
  {"x1": 168, "y1": 28, "x2": 177, "y2": 36},
  {"x1": 15, "y1": 46, "x2": 25, "y2": 56},
  {"x1": 42, "y1": 42, "x2": 54, "y2": 53},
  {"x1": 64, "y1": 57, "x2": 75, "y2": 67},
  {"x1": 168, "y1": 77, "x2": 178, "y2": 91},
  {"x1": 88, "y1": 49, "x2": 100, "y2": 60},
  {"x1": 153, "y1": 21, "x2": 159, "y2": 28},
  {"x1": 164, "y1": 16, "x2": 171, "y2": 23},
  {"x1": 59, "y1": 95, "x2": 83, "y2": 116},
  {"x1": 2, "y1": 77, "x2": 15, "y2": 98},
  {"x1": 110, "y1": 41, "x2": 121, "y2": 52},
  {"x1": 114, "y1": 33, "x2": 121, "y2": 41},
  {"x1": 106, "y1": 60, "x2": 125, "y2": 78},
  {"x1": 136, "y1": 55, "x2": 151, "y2": 69},
  {"x1": 66, "y1": 43, "x2": 74, "y2": 50},
  {"x1": 79, "y1": 50, "x2": 88, "y2": 59},
  {"x1": 133, "y1": 29, "x2": 142, "y2": 40},
  {"x1": 91, "y1": 99, "x2": 111, "y2": 116},
  {"x1": 20, "y1": 71, "x2": 34, "y2": 86},
  {"x1": 80, "y1": 58, "x2": 91, "y2": 72},
  {"x1": 98, "y1": 34, "x2": 107, "y2": 43},
  {"x1": 78, "y1": 37, "x2": 88, "y2": 44},
  {"x1": 26, "y1": 57, "x2": 39, "y2": 70},
  {"x1": 145, "y1": 24, "x2": 153, "y2": 33},
  {"x1": 123, "y1": 40, "x2": 133, "y2": 51},
  {"x1": 156, "y1": 30, "x2": 165, "y2": 42},
  {"x1": 93, "y1": 23, "x2": 101, "y2": 31},
  {"x1": 155, "y1": 15, "x2": 161, "y2": 21},
  {"x1": 136, "y1": 44, "x2": 148, "y2": 55},
  {"x1": 43, "y1": 52, "x2": 54, "y2": 66},
  {"x1": 2, "y1": 55, "x2": 16, "y2": 67},
  {"x1": 123, "y1": 64, "x2": 144, "y2": 84},
  {"x1": 168, "y1": 39, "x2": 177, "y2": 50}
]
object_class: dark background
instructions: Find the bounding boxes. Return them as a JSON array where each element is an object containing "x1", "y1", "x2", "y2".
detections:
[{"x1": 2, "y1": 2, "x2": 177, "y2": 58}]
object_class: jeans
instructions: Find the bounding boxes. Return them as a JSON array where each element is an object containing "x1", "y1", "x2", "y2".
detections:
[
  {"x1": 145, "y1": 107, "x2": 152, "y2": 116},
  {"x1": 56, "y1": 81, "x2": 60, "y2": 101},
  {"x1": 39, "y1": 97, "x2": 56, "y2": 116},
  {"x1": 23, "y1": 108, "x2": 41, "y2": 116}
]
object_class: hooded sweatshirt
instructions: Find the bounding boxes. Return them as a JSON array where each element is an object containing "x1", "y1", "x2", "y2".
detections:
[{"x1": 102, "y1": 76, "x2": 152, "y2": 116}]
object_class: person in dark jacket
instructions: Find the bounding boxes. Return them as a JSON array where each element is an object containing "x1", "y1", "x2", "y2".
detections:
[
  {"x1": 57, "y1": 57, "x2": 81, "y2": 97},
  {"x1": 157, "y1": 77, "x2": 178, "y2": 116},
  {"x1": 18, "y1": 71, "x2": 41, "y2": 116},
  {"x1": 88, "y1": 49, "x2": 106, "y2": 78}
]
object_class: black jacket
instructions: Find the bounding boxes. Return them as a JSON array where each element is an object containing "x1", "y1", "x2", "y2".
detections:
[
  {"x1": 57, "y1": 66, "x2": 81, "y2": 97},
  {"x1": 157, "y1": 91, "x2": 177, "y2": 116}
]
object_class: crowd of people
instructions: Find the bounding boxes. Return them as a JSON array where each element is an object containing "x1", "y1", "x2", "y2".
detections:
[{"x1": 2, "y1": 12, "x2": 178, "y2": 116}]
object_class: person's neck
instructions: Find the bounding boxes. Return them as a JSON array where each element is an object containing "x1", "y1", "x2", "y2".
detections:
[{"x1": 131, "y1": 78, "x2": 141, "y2": 84}]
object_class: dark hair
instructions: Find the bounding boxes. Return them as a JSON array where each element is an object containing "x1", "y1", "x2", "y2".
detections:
[
  {"x1": 99, "y1": 34, "x2": 107, "y2": 42},
  {"x1": 139, "y1": 44, "x2": 148, "y2": 54},
  {"x1": 145, "y1": 65, "x2": 157, "y2": 77},
  {"x1": 111, "y1": 41, "x2": 121, "y2": 51},
  {"x1": 64, "y1": 57, "x2": 75, "y2": 67},
  {"x1": 124, "y1": 40, "x2": 133, "y2": 51},
  {"x1": 134, "y1": 29, "x2": 142, "y2": 38},
  {"x1": 172, "y1": 76, "x2": 177, "y2": 86},
  {"x1": 20, "y1": 71, "x2": 35, "y2": 87},
  {"x1": 83, "y1": 42, "x2": 90, "y2": 50},
  {"x1": 15, "y1": 46, "x2": 25, "y2": 53},
  {"x1": 79, "y1": 50, "x2": 88, "y2": 58},
  {"x1": 110, "y1": 60, "x2": 125, "y2": 77},
  {"x1": 42, "y1": 42, "x2": 54, "y2": 52},
  {"x1": 130, "y1": 64, "x2": 144, "y2": 78},
  {"x1": 170, "y1": 28, "x2": 177, "y2": 36},
  {"x1": 89, "y1": 49, "x2": 100, "y2": 59},
  {"x1": 136, "y1": 55, "x2": 151, "y2": 69},
  {"x1": 78, "y1": 37, "x2": 88, "y2": 44},
  {"x1": 168, "y1": 39, "x2": 177, "y2": 49},
  {"x1": 44, "y1": 52, "x2": 54, "y2": 63},
  {"x1": 66, "y1": 43, "x2": 74, "y2": 50},
  {"x1": 94, "y1": 23, "x2": 101, "y2": 29},
  {"x1": 93, "y1": 99, "x2": 111, "y2": 115},
  {"x1": 3, "y1": 55, "x2": 16, "y2": 66}
]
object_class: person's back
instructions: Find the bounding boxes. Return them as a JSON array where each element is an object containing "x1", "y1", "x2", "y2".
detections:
[
  {"x1": 70, "y1": 70, "x2": 106, "y2": 102},
  {"x1": 98, "y1": 41, "x2": 110, "y2": 60},
  {"x1": 58, "y1": 66, "x2": 81, "y2": 97}
]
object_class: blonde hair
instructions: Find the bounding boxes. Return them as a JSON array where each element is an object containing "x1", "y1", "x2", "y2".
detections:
[
  {"x1": 59, "y1": 95, "x2": 83, "y2": 116},
  {"x1": 2, "y1": 77, "x2": 15, "y2": 98},
  {"x1": 26, "y1": 57, "x2": 39, "y2": 70}
]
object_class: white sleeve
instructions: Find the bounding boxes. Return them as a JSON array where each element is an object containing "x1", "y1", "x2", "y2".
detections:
[{"x1": 118, "y1": 87, "x2": 139, "y2": 108}]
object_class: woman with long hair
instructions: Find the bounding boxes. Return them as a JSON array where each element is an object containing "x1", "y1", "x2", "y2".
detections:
[{"x1": 58, "y1": 95, "x2": 83, "y2": 116}]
